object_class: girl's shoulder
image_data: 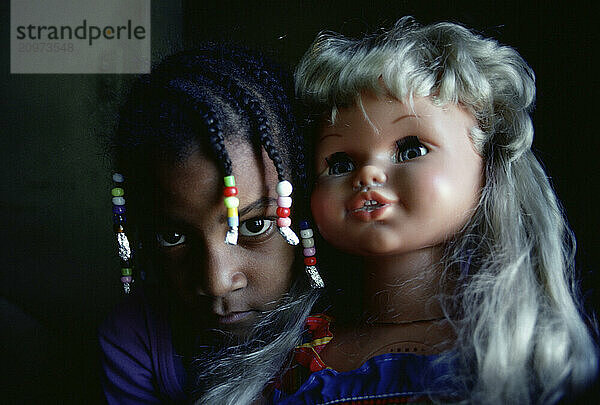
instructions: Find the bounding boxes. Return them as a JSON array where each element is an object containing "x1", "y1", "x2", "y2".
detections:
[{"x1": 99, "y1": 286, "x2": 187, "y2": 404}]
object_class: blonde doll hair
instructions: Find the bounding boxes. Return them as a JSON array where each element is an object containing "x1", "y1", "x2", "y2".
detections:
[{"x1": 296, "y1": 17, "x2": 597, "y2": 404}]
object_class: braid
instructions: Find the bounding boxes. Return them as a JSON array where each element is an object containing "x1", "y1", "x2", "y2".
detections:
[
  {"x1": 178, "y1": 52, "x2": 292, "y2": 183},
  {"x1": 165, "y1": 77, "x2": 232, "y2": 177},
  {"x1": 204, "y1": 110, "x2": 232, "y2": 176},
  {"x1": 251, "y1": 101, "x2": 287, "y2": 182}
]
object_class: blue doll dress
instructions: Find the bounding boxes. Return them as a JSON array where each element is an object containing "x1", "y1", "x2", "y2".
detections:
[{"x1": 272, "y1": 314, "x2": 458, "y2": 405}]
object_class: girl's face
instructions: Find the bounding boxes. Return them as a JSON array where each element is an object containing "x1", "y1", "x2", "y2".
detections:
[
  {"x1": 311, "y1": 92, "x2": 483, "y2": 257},
  {"x1": 153, "y1": 142, "x2": 294, "y2": 336}
]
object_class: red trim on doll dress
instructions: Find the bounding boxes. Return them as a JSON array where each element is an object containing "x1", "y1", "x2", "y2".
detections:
[
  {"x1": 275, "y1": 314, "x2": 333, "y2": 393},
  {"x1": 293, "y1": 313, "x2": 333, "y2": 373}
]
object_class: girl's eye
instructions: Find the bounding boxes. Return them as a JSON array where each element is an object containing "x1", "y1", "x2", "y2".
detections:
[
  {"x1": 239, "y1": 218, "x2": 274, "y2": 237},
  {"x1": 325, "y1": 152, "x2": 356, "y2": 175},
  {"x1": 395, "y1": 136, "x2": 428, "y2": 162},
  {"x1": 157, "y1": 231, "x2": 186, "y2": 247}
]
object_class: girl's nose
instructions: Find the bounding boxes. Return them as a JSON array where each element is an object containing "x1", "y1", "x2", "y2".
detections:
[
  {"x1": 353, "y1": 164, "x2": 387, "y2": 189},
  {"x1": 198, "y1": 246, "x2": 247, "y2": 297}
]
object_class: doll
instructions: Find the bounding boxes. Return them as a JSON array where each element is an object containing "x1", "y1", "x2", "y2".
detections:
[
  {"x1": 279, "y1": 17, "x2": 598, "y2": 404},
  {"x1": 99, "y1": 44, "x2": 322, "y2": 405}
]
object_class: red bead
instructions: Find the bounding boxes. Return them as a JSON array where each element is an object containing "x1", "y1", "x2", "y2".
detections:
[
  {"x1": 223, "y1": 186, "x2": 238, "y2": 197},
  {"x1": 304, "y1": 257, "x2": 317, "y2": 266},
  {"x1": 276, "y1": 207, "x2": 290, "y2": 218}
]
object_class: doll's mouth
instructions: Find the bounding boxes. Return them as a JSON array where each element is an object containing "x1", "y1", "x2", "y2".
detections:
[
  {"x1": 352, "y1": 200, "x2": 388, "y2": 213},
  {"x1": 347, "y1": 191, "x2": 396, "y2": 221}
]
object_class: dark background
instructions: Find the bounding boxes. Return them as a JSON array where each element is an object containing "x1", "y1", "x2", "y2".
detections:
[{"x1": 1, "y1": 1, "x2": 597, "y2": 403}]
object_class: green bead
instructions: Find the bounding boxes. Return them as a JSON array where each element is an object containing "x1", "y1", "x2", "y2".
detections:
[
  {"x1": 121, "y1": 267, "x2": 132, "y2": 276},
  {"x1": 224, "y1": 196, "x2": 239, "y2": 208},
  {"x1": 223, "y1": 175, "x2": 236, "y2": 187},
  {"x1": 111, "y1": 187, "x2": 125, "y2": 197}
]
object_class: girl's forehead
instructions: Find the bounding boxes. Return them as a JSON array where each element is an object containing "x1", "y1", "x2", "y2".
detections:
[{"x1": 156, "y1": 145, "x2": 278, "y2": 197}]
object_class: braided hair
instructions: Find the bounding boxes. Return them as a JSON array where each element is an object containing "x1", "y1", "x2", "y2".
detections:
[{"x1": 114, "y1": 44, "x2": 306, "y2": 209}]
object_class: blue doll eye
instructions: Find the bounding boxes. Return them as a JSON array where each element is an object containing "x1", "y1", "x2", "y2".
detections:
[
  {"x1": 239, "y1": 217, "x2": 274, "y2": 237},
  {"x1": 157, "y1": 231, "x2": 186, "y2": 247},
  {"x1": 395, "y1": 136, "x2": 428, "y2": 162},
  {"x1": 325, "y1": 152, "x2": 356, "y2": 175}
]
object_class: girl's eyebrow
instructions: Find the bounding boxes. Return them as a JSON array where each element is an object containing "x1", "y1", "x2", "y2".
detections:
[
  {"x1": 159, "y1": 197, "x2": 277, "y2": 227},
  {"x1": 238, "y1": 197, "x2": 277, "y2": 218}
]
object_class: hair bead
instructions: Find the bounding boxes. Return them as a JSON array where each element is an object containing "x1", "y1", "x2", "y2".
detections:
[
  {"x1": 223, "y1": 186, "x2": 238, "y2": 197},
  {"x1": 277, "y1": 196, "x2": 292, "y2": 208},
  {"x1": 112, "y1": 205, "x2": 126, "y2": 215},
  {"x1": 300, "y1": 228, "x2": 313, "y2": 239},
  {"x1": 275, "y1": 180, "x2": 299, "y2": 245},
  {"x1": 298, "y1": 220, "x2": 324, "y2": 289},
  {"x1": 276, "y1": 207, "x2": 291, "y2": 218},
  {"x1": 223, "y1": 175, "x2": 236, "y2": 187},
  {"x1": 224, "y1": 175, "x2": 239, "y2": 245},
  {"x1": 303, "y1": 247, "x2": 316, "y2": 256},
  {"x1": 227, "y1": 215, "x2": 239, "y2": 227},
  {"x1": 277, "y1": 217, "x2": 292, "y2": 227},
  {"x1": 301, "y1": 237, "x2": 315, "y2": 248},
  {"x1": 224, "y1": 196, "x2": 240, "y2": 208},
  {"x1": 111, "y1": 173, "x2": 133, "y2": 294},
  {"x1": 276, "y1": 180, "x2": 293, "y2": 197},
  {"x1": 111, "y1": 187, "x2": 125, "y2": 197},
  {"x1": 113, "y1": 214, "x2": 127, "y2": 224}
]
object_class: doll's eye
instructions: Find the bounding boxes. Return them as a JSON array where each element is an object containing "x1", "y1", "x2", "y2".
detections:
[
  {"x1": 239, "y1": 218, "x2": 274, "y2": 237},
  {"x1": 395, "y1": 136, "x2": 428, "y2": 162},
  {"x1": 157, "y1": 231, "x2": 186, "y2": 247},
  {"x1": 325, "y1": 152, "x2": 356, "y2": 175}
]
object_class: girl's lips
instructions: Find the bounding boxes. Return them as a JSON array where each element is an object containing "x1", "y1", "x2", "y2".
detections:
[{"x1": 216, "y1": 310, "x2": 255, "y2": 325}]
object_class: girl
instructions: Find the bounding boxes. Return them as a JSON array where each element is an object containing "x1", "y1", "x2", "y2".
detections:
[
  {"x1": 279, "y1": 18, "x2": 597, "y2": 404},
  {"x1": 99, "y1": 44, "x2": 322, "y2": 404}
]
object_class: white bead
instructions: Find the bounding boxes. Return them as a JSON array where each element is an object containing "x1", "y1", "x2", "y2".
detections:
[
  {"x1": 276, "y1": 180, "x2": 293, "y2": 197},
  {"x1": 112, "y1": 196, "x2": 125, "y2": 206},
  {"x1": 112, "y1": 173, "x2": 124, "y2": 182},
  {"x1": 300, "y1": 229, "x2": 313, "y2": 239},
  {"x1": 277, "y1": 196, "x2": 292, "y2": 208}
]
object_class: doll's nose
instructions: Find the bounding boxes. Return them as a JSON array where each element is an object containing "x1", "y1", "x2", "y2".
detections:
[{"x1": 353, "y1": 165, "x2": 387, "y2": 189}]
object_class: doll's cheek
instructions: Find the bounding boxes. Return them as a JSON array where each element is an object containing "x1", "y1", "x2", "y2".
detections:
[{"x1": 311, "y1": 188, "x2": 341, "y2": 235}]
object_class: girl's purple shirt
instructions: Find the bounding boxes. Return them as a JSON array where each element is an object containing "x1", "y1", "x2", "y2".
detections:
[{"x1": 98, "y1": 288, "x2": 187, "y2": 404}]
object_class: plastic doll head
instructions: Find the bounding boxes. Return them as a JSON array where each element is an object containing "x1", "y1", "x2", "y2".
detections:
[
  {"x1": 296, "y1": 17, "x2": 536, "y2": 252},
  {"x1": 311, "y1": 91, "x2": 483, "y2": 256}
]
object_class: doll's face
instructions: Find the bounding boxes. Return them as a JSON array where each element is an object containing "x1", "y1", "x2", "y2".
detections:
[
  {"x1": 311, "y1": 93, "x2": 483, "y2": 256},
  {"x1": 153, "y1": 142, "x2": 294, "y2": 336}
]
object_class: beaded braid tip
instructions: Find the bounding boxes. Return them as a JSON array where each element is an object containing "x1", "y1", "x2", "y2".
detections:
[
  {"x1": 223, "y1": 175, "x2": 239, "y2": 245},
  {"x1": 275, "y1": 180, "x2": 299, "y2": 245},
  {"x1": 112, "y1": 173, "x2": 133, "y2": 294},
  {"x1": 299, "y1": 220, "x2": 324, "y2": 288}
]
